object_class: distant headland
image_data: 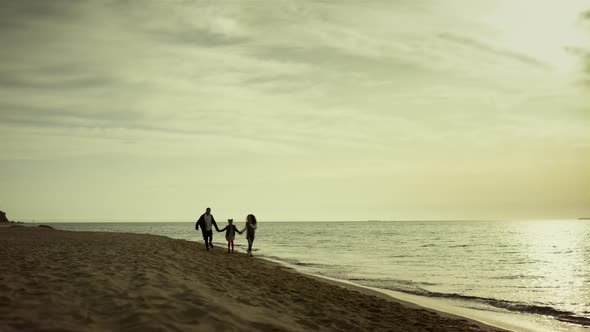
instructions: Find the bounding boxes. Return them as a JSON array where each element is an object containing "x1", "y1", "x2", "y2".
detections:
[
  {"x1": 0, "y1": 210, "x2": 9, "y2": 223},
  {"x1": 0, "y1": 210, "x2": 24, "y2": 224}
]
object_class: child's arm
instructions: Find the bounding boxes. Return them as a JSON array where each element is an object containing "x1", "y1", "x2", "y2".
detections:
[
  {"x1": 234, "y1": 225, "x2": 243, "y2": 235},
  {"x1": 218, "y1": 226, "x2": 227, "y2": 232}
]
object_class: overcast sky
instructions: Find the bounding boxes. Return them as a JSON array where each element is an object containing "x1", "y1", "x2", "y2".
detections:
[{"x1": 1, "y1": 0, "x2": 589, "y2": 222}]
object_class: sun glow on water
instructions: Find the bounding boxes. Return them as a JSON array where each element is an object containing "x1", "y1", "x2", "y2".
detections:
[{"x1": 519, "y1": 220, "x2": 588, "y2": 314}]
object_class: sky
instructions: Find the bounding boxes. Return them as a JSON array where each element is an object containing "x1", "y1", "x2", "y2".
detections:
[{"x1": 1, "y1": 0, "x2": 589, "y2": 222}]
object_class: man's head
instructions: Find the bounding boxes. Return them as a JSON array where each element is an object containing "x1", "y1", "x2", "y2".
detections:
[{"x1": 205, "y1": 207, "x2": 211, "y2": 215}]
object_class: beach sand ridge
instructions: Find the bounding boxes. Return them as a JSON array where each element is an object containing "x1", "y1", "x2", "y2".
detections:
[{"x1": 0, "y1": 227, "x2": 505, "y2": 331}]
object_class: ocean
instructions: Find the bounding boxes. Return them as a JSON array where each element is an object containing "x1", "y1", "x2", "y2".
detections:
[{"x1": 49, "y1": 220, "x2": 589, "y2": 331}]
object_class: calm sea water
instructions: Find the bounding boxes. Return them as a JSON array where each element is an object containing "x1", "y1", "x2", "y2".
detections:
[{"x1": 50, "y1": 220, "x2": 589, "y2": 331}]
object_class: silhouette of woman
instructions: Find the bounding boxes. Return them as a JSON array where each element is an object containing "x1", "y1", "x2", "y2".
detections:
[{"x1": 241, "y1": 214, "x2": 257, "y2": 257}]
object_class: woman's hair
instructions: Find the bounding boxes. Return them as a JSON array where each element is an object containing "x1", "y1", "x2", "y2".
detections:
[{"x1": 247, "y1": 214, "x2": 257, "y2": 225}]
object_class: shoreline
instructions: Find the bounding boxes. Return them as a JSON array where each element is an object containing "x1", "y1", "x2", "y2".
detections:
[
  {"x1": 260, "y1": 257, "x2": 516, "y2": 332},
  {"x1": 259, "y1": 255, "x2": 589, "y2": 332},
  {"x1": 1, "y1": 226, "x2": 506, "y2": 331},
  {"x1": 300, "y1": 273, "x2": 539, "y2": 332},
  {"x1": 261, "y1": 257, "x2": 588, "y2": 332},
  {"x1": 266, "y1": 259, "x2": 509, "y2": 331}
]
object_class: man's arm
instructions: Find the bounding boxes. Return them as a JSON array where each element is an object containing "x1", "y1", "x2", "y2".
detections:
[
  {"x1": 195, "y1": 215, "x2": 202, "y2": 231},
  {"x1": 212, "y1": 216, "x2": 220, "y2": 231}
]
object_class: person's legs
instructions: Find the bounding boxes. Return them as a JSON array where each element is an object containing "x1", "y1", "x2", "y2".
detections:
[
  {"x1": 201, "y1": 231, "x2": 209, "y2": 250},
  {"x1": 247, "y1": 237, "x2": 253, "y2": 256},
  {"x1": 230, "y1": 240, "x2": 234, "y2": 253},
  {"x1": 227, "y1": 241, "x2": 230, "y2": 253},
  {"x1": 207, "y1": 230, "x2": 213, "y2": 248}
]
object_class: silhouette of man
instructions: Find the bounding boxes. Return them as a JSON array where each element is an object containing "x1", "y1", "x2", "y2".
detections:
[{"x1": 195, "y1": 207, "x2": 219, "y2": 250}]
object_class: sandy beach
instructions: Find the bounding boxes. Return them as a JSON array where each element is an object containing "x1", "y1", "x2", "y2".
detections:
[{"x1": 0, "y1": 226, "x2": 505, "y2": 331}]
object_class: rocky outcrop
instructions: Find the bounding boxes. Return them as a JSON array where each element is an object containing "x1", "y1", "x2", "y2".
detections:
[{"x1": 0, "y1": 211, "x2": 9, "y2": 223}]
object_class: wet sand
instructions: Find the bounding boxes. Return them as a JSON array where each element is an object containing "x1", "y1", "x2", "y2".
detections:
[{"x1": 0, "y1": 227, "x2": 506, "y2": 331}]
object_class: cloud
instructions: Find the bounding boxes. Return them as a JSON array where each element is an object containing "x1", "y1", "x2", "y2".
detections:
[
  {"x1": 582, "y1": 10, "x2": 590, "y2": 86},
  {"x1": 0, "y1": 0, "x2": 588, "y2": 160},
  {"x1": 0, "y1": 1, "x2": 77, "y2": 25},
  {"x1": 437, "y1": 33, "x2": 550, "y2": 68},
  {"x1": 1, "y1": 0, "x2": 588, "y2": 220},
  {"x1": 0, "y1": 67, "x2": 116, "y2": 90}
]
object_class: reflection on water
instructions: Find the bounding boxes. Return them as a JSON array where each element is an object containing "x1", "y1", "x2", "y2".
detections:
[{"x1": 519, "y1": 221, "x2": 587, "y2": 315}]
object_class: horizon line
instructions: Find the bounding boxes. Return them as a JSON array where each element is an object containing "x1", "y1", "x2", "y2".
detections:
[{"x1": 19, "y1": 218, "x2": 590, "y2": 223}]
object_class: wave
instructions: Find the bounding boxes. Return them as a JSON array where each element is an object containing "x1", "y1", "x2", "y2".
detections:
[
  {"x1": 293, "y1": 262, "x2": 335, "y2": 268},
  {"x1": 351, "y1": 278, "x2": 590, "y2": 327},
  {"x1": 262, "y1": 255, "x2": 300, "y2": 265},
  {"x1": 349, "y1": 278, "x2": 439, "y2": 287},
  {"x1": 490, "y1": 274, "x2": 542, "y2": 280},
  {"x1": 261, "y1": 256, "x2": 338, "y2": 269}
]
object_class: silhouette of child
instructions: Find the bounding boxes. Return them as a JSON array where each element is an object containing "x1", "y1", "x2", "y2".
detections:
[{"x1": 218, "y1": 219, "x2": 242, "y2": 253}]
